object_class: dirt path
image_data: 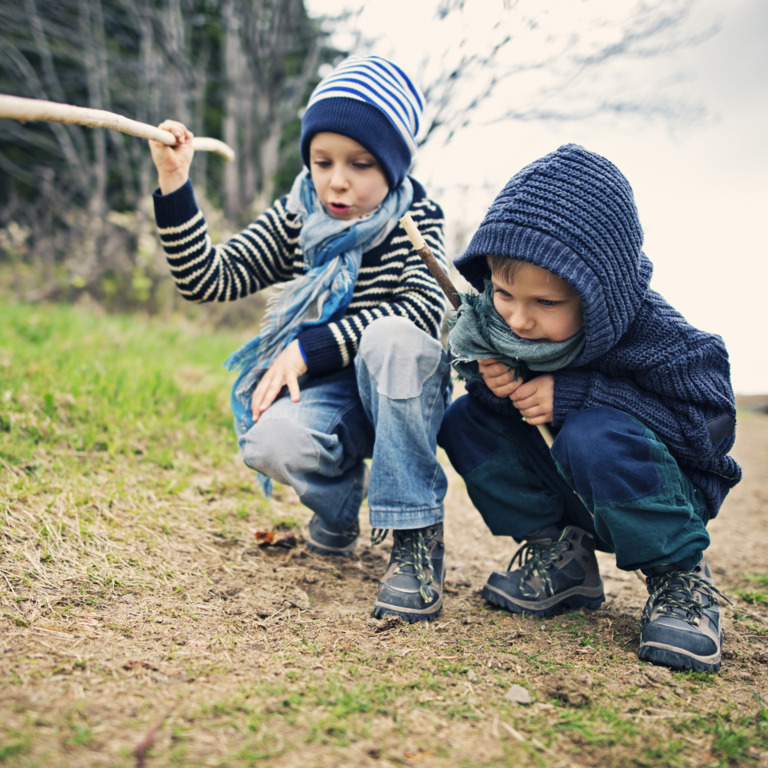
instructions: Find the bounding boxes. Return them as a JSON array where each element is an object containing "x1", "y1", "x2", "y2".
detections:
[{"x1": 2, "y1": 405, "x2": 766, "y2": 767}]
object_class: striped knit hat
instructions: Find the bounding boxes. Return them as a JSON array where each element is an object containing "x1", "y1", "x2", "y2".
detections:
[
  {"x1": 300, "y1": 55, "x2": 424, "y2": 189},
  {"x1": 455, "y1": 144, "x2": 653, "y2": 361}
]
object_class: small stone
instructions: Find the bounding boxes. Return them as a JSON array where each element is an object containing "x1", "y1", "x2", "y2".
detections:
[
  {"x1": 506, "y1": 684, "x2": 532, "y2": 705},
  {"x1": 283, "y1": 587, "x2": 310, "y2": 610}
]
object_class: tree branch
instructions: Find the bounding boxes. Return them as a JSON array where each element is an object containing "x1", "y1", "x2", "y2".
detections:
[{"x1": 0, "y1": 95, "x2": 235, "y2": 161}]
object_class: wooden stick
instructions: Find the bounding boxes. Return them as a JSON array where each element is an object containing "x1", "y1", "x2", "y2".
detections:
[
  {"x1": 399, "y1": 212, "x2": 554, "y2": 449},
  {"x1": 0, "y1": 94, "x2": 235, "y2": 161},
  {"x1": 399, "y1": 213, "x2": 461, "y2": 310}
]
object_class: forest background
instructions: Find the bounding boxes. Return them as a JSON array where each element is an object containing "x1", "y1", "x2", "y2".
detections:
[{"x1": 1, "y1": 0, "x2": 766, "y2": 397}]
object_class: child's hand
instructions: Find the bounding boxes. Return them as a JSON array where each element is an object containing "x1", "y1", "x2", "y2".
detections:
[
  {"x1": 477, "y1": 358, "x2": 525, "y2": 398},
  {"x1": 149, "y1": 120, "x2": 194, "y2": 194},
  {"x1": 509, "y1": 374, "x2": 554, "y2": 425},
  {"x1": 250, "y1": 340, "x2": 308, "y2": 422}
]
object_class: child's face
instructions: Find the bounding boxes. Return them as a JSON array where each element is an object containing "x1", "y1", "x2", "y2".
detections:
[
  {"x1": 308, "y1": 132, "x2": 389, "y2": 220},
  {"x1": 491, "y1": 261, "x2": 583, "y2": 342}
]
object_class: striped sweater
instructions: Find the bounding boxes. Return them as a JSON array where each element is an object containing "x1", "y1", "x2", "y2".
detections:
[{"x1": 153, "y1": 178, "x2": 448, "y2": 375}]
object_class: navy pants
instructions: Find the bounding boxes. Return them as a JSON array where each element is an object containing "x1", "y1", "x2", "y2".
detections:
[{"x1": 437, "y1": 395, "x2": 709, "y2": 572}]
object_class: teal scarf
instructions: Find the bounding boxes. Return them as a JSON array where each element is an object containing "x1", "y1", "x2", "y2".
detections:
[{"x1": 448, "y1": 280, "x2": 585, "y2": 381}]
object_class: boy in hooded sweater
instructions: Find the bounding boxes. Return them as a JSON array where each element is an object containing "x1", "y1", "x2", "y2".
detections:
[
  {"x1": 150, "y1": 56, "x2": 451, "y2": 623},
  {"x1": 438, "y1": 144, "x2": 742, "y2": 671}
]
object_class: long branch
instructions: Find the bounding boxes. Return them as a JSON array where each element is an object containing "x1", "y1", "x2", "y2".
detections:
[{"x1": 0, "y1": 94, "x2": 235, "y2": 161}]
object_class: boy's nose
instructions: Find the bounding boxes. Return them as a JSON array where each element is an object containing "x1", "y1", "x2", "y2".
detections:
[
  {"x1": 330, "y1": 167, "x2": 349, "y2": 189},
  {"x1": 510, "y1": 308, "x2": 534, "y2": 333}
]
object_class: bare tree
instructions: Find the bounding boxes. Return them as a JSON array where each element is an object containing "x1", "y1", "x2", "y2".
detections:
[
  {"x1": 218, "y1": 0, "x2": 328, "y2": 222},
  {"x1": 312, "y1": 0, "x2": 719, "y2": 145},
  {"x1": 0, "y1": 0, "x2": 333, "y2": 306},
  {"x1": 1, "y1": 0, "x2": 714, "y2": 310},
  {"x1": 0, "y1": 0, "x2": 134, "y2": 286}
]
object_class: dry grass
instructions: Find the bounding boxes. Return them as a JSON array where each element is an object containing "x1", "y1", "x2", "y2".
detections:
[{"x1": 1, "y1": 302, "x2": 767, "y2": 767}]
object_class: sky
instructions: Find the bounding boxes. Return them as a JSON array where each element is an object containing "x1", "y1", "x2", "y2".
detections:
[{"x1": 306, "y1": 0, "x2": 768, "y2": 395}]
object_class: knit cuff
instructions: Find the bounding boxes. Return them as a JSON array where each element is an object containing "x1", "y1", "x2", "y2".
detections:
[
  {"x1": 296, "y1": 326, "x2": 344, "y2": 376},
  {"x1": 153, "y1": 180, "x2": 198, "y2": 228},
  {"x1": 552, "y1": 370, "x2": 592, "y2": 425},
  {"x1": 466, "y1": 380, "x2": 519, "y2": 418}
]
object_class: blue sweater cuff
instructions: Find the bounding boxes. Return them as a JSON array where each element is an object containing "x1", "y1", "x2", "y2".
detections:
[
  {"x1": 153, "y1": 179, "x2": 198, "y2": 227},
  {"x1": 552, "y1": 370, "x2": 591, "y2": 425},
  {"x1": 297, "y1": 326, "x2": 343, "y2": 375}
]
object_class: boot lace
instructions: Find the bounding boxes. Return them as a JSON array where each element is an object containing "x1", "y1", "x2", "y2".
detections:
[
  {"x1": 371, "y1": 528, "x2": 388, "y2": 546},
  {"x1": 643, "y1": 569, "x2": 731, "y2": 626},
  {"x1": 373, "y1": 527, "x2": 435, "y2": 601},
  {"x1": 506, "y1": 536, "x2": 569, "y2": 598}
]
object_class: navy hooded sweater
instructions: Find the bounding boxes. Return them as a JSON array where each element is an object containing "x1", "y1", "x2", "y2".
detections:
[{"x1": 454, "y1": 144, "x2": 742, "y2": 518}]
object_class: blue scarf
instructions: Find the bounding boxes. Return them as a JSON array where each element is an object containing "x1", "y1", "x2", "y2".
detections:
[{"x1": 226, "y1": 170, "x2": 414, "y2": 495}]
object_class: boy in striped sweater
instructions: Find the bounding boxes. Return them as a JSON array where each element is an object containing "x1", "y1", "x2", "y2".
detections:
[{"x1": 149, "y1": 56, "x2": 451, "y2": 622}]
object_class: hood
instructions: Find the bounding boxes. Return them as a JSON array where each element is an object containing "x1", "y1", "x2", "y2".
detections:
[{"x1": 454, "y1": 144, "x2": 653, "y2": 364}]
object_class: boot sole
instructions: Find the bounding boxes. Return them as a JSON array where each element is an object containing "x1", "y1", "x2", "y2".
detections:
[
  {"x1": 482, "y1": 582, "x2": 605, "y2": 617},
  {"x1": 306, "y1": 538, "x2": 357, "y2": 557},
  {"x1": 372, "y1": 597, "x2": 443, "y2": 623},
  {"x1": 638, "y1": 632, "x2": 723, "y2": 672}
]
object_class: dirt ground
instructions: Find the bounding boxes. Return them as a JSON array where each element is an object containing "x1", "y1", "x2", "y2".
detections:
[{"x1": 2, "y1": 401, "x2": 767, "y2": 767}]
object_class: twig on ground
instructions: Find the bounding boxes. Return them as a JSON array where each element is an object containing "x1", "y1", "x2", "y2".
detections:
[{"x1": 134, "y1": 703, "x2": 179, "y2": 768}]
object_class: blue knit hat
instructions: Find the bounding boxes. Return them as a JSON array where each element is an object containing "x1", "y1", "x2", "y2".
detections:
[
  {"x1": 455, "y1": 144, "x2": 653, "y2": 361},
  {"x1": 300, "y1": 55, "x2": 424, "y2": 189}
]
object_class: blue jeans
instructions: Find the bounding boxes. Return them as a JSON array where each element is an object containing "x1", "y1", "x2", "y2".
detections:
[
  {"x1": 438, "y1": 396, "x2": 709, "y2": 572},
  {"x1": 236, "y1": 317, "x2": 452, "y2": 531}
]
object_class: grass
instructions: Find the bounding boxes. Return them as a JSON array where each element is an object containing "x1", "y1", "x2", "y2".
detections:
[
  {"x1": 1, "y1": 300, "x2": 767, "y2": 768},
  {"x1": 734, "y1": 572, "x2": 768, "y2": 606},
  {"x1": 1, "y1": 302, "x2": 241, "y2": 469}
]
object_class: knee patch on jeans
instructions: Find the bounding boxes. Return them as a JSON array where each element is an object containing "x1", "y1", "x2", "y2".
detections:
[
  {"x1": 359, "y1": 317, "x2": 443, "y2": 399},
  {"x1": 241, "y1": 418, "x2": 324, "y2": 495}
]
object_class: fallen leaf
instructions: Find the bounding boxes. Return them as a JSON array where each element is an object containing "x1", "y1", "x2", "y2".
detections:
[{"x1": 255, "y1": 530, "x2": 297, "y2": 548}]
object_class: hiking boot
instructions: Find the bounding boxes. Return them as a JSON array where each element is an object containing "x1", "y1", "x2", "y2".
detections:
[
  {"x1": 306, "y1": 514, "x2": 359, "y2": 557},
  {"x1": 638, "y1": 558, "x2": 729, "y2": 672},
  {"x1": 372, "y1": 523, "x2": 445, "y2": 623},
  {"x1": 482, "y1": 525, "x2": 605, "y2": 617}
]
